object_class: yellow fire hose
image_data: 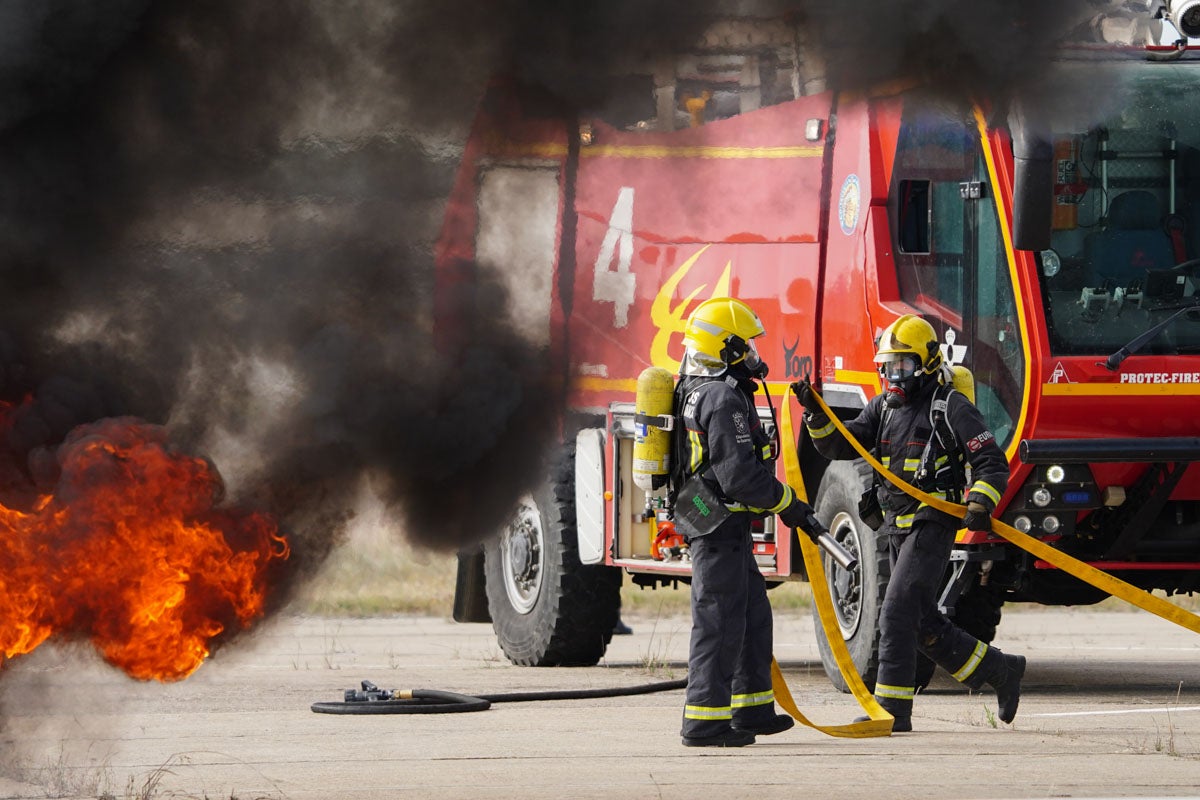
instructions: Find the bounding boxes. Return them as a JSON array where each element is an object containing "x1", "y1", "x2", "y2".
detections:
[
  {"x1": 772, "y1": 385, "x2": 1200, "y2": 738},
  {"x1": 771, "y1": 391, "x2": 893, "y2": 737}
]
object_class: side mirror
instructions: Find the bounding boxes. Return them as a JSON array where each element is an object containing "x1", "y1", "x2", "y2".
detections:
[{"x1": 1009, "y1": 107, "x2": 1053, "y2": 252}]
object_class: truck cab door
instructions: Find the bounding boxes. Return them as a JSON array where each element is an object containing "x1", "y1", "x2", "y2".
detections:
[{"x1": 889, "y1": 98, "x2": 1027, "y2": 450}]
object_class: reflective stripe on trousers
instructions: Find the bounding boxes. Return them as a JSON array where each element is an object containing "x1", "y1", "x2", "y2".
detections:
[
  {"x1": 876, "y1": 520, "x2": 997, "y2": 715},
  {"x1": 681, "y1": 518, "x2": 778, "y2": 738}
]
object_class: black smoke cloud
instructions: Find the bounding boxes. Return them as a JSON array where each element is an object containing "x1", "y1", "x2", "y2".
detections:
[
  {"x1": 797, "y1": 1, "x2": 1114, "y2": 99},
  {"x1": 0, "y1": 0, "x2": 1105, "y2": 585}
]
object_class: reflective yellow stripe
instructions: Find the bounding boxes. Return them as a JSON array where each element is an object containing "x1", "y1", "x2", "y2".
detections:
[
  {"x1": 895, "y1": 513, "x2": 914, "y2": 529},
  {"x1": 768, "y1": 485, "x2": 794, "y2": 514},
  {"x1": 761, "y1": 444, "x2": 772, "y2": 460},
  {"x1": 952, "y1": 641, "x2": 987, "y2": 682},
  {"x1": 916, "y1": 491, "x2": 947, "y2": 512},
  {"x1": 874, "y1": 683, "x2": 915, "y2": 701},
  {"x1": 732, "y1": 690, "x2": 774, "y2": 708},
  {"x1": 971, "y1": 481, "x2": 1002, "y2": 506},
  {"x1": 808, "y1": 420, "x2": 836, "y2": 439},
  {"x1": 688, "y1": 430, "x2": 703, "y2": 472},
  {"x1": 903, "y1": 458, "x2": 921, "y2": 472},
  {"x1": 685, "y1": 704, "x2": 732, "y2": 720},
  {"x1": 881, "y1": 455, "x2": 891, "y2": 468}
]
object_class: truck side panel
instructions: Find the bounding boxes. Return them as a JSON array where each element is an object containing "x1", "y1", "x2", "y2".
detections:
[{"x1": 566, "y1": 97, "x2": 834, "y2": 413}]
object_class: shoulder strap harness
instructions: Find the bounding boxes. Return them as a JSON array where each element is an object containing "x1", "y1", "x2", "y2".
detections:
[{"x1": 914, "y1": 383, "x2": 967, "y2": 502}]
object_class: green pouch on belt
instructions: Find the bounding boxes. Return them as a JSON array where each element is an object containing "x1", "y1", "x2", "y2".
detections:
[{"x1": 674, "y1": 474, "x2": 732, "y2": 537}]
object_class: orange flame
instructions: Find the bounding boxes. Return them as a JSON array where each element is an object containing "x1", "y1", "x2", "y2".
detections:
[{"x1": 0, "y1": 416, "x2": 288, "y2": 681}]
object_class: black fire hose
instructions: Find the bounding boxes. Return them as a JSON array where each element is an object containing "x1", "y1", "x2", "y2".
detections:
[{"x1": 311, "y1": 677, "x2": 688, "y2": 715}]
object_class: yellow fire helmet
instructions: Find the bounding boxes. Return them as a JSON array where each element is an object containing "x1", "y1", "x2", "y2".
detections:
[
  {"x1": 873, "y1": 314, "x2": 943, "y2": 374},
  {"x1": 874, "y1": 314, "x2": 943, "y2": 405},
  {"x1": 681, "y1": 297, "x2": 767, "y2": 376}
]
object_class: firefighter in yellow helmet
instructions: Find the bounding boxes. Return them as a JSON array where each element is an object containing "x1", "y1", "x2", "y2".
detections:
[
  {"x1": 794, "y1": 314, "x2": 1024, "y2": 732},
  {"x1": 674, "y1": 297, "x2": 813, "y2": 747}
]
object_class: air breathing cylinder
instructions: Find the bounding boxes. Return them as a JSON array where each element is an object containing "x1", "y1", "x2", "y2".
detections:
[
  {"x1": 950, "y1": 364, "x2": 976, "y2": 404},
  {"x1": 632, "y1": 366, "x2": 676, "y2": 491}
]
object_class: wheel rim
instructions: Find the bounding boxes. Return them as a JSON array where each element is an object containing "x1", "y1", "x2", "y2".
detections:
[
  {"x1": 500, "y1": 495, "x2": 544, "y2": 614},
  {"x1": 825, "y1": 510, "x2": 864, "y2": 639}
]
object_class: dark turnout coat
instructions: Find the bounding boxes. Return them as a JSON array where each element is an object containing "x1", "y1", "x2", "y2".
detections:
[{"x1": 804, "y1": 379, "x2": 1008, "y2": 533}]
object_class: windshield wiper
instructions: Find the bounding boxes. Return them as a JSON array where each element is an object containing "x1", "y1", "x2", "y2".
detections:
[{"x1": 1104, "y1": 300, "x2": 1200, "y2": 371}]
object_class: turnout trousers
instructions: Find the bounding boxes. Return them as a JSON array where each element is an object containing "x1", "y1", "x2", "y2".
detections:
[
  {"x1": 874, "y1": 520, "x2": 1006, "y2": 717},
  {"x1": 680, "y1": 516, "x2": 778, "y2": 739}
]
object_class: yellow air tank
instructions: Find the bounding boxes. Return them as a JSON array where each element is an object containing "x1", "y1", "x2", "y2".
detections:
[
  {"x1": 632, "y1": 366, "x2": 676, "y2": 491},
  {"x1": 950, "y1": 364, "x2": 976, "y2": 404}
]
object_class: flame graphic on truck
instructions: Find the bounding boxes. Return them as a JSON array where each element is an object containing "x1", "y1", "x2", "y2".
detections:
[{"x1": 649, "y1": 245, "x2": 731, "y2": 373}]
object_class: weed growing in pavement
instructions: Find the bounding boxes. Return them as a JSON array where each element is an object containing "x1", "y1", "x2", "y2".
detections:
[
  {"x1": 321, "y1": 622, "x2": 352, "y2": 670},
  {"x1": 1142, "y1": 681, "x2": 1200, "y2": 759},
  {"x1": 636, "y1": 612, "x2": 682, "y2": 677},
  {"x1": 479, "y1": 644, "x2": 506, "y2": 664},
  {"x1": 1160, "y1": 681, "x2": 1193, "y2": 758},
  {"x1": 123, "y1": 756, "x2": 173, "y2": 800},
  {"x1": 957, "y1": 706, "x2": 1000, "y2": 729},
  {"x1": 115, "y1": 753, "x2": 286, "y2": 800},
  {"x1": 448, "y1": 640, "x2": 505, "y2": 665},
  {"x1": 9, "y1": 742, "x2": 114, "y2": 799}
]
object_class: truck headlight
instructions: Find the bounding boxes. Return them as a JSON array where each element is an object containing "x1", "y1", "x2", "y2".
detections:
[{"x1": 1040, "y1": 249, "x2": 1061, "y2": 278}]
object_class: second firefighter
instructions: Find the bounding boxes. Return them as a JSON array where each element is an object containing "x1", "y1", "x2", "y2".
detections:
[{"x1": 795, "y1": 313, "x2": 1025, "y2": 733}]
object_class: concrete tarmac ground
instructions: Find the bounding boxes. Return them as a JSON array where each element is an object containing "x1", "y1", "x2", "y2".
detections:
[{"x1": 1, "y1": 607, "x2": 1199, "y2": 800}]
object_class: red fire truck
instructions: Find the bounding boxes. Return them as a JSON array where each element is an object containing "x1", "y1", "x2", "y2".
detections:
[{"x1": 439, "y1": 12, "x2": 1200, "y2": 687}]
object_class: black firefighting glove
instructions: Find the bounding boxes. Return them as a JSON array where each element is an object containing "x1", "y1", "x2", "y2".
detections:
[
  {"x1": 779, "y1": 497, "x2": 819, "y2": 539},
  {"x1": 962, "y1": 502, "x2": 992, "y2": 533},
  {"x1": 790, "y1": 378, "x2": 823, "y2": 416}
]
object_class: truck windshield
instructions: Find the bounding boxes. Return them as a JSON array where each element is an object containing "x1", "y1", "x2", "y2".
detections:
[{"x1": 1040, "y1": 55, "x2": 1200, "y2": 356}]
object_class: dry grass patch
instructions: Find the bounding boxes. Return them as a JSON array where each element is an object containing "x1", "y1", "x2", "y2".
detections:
[{"x1": 291, "y1": 493, "x2": 459, "y2": 616}]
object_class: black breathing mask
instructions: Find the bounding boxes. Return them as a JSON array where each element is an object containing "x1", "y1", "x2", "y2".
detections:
[
  {"x1": 879, "y1": 353, "x2": 921, "y2": 407},
  {"x1": 725, "y1": 335, "x2": 768, "y2": 379}
]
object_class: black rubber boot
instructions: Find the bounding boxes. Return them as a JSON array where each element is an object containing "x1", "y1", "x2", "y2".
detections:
[
  {"x1": 993, "y1": 653, "x2": 1026, "y2": 724},
  {"x1": 972, "y1": 646, "x2": 1026, "y2": 724},
  {"x1": 682, "y1": 729, "x2": 756, "y2": 747},
  {"x1": 733, "y1": 713, "x2": 795, "y2": 736}
]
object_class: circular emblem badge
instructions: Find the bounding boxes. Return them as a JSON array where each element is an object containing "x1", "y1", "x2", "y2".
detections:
[{"x1": 838, "y1": 174, "x2": 861, "y2": 235}]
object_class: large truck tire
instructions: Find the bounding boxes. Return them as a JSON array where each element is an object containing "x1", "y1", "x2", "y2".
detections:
[
  {"x1": 483, "y1": 440, "x2": 622, "y2": 666},
  {"x1": 811, "y1": 460, "x2": 890, "y2": 693}
]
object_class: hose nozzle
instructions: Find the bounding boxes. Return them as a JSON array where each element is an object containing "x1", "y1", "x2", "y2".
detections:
[{"x1": 796, "y1": 510, "x2": 858, "y2": 572}]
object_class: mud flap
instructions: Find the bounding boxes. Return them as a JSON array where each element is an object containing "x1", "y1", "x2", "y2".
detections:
[{"x1": 452, "y1": 547, "x2": 491, "y2": 623}]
